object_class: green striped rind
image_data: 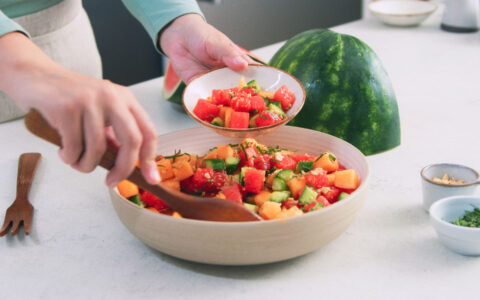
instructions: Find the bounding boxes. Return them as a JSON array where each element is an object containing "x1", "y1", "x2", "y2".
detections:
[
  {"x1": 162, "y1": 80, "x2": 186, "y2": 106},
  {"x1": 269, "y1": 29, "x2": 400, "y2": 155}
]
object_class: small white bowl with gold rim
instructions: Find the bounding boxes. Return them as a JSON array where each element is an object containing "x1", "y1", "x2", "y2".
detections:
[
  {"x1": 368, "y1": 0, "x2": 438, "y2": 27},
  {"x1": 420, "y1": 163, "x2": 480, "y2": 212}
]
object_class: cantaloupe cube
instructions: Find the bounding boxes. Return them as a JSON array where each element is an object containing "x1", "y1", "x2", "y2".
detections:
[
  {"x1": 259, "y1": 201, "x2": 281, "y2": 220},
  {"x1": 216, "y1": 145, "x2": 234, "y2": 160},
  {"x1": 173, "y1": 154, "x2": 197, "y2": 169},
  {"x1": 275, "y1": 206, "x2": 303, "y2": 219},
  {"x1": 205, "y1": 148, "x2": 218, "y2": 159},
  {"x1": 156, "y1": 159, "x2": 174, "y2": 181},
  {"x1": 224, "y1": 107, "x2": 234, "y2": 128},
  {"x1": 286, "y1": 206, "x2": 304, "y2": 217},
  {"x1": 258, "y1": 90, "x2": 274, "y2": 99},
  {"x1": 238, "y1": 76, "x2": 247, "y2": 89},
  {"x1": 334, "y1": 169, "x2": 359, "y2": 189},
  {"x1": 254, "y1": 190, "x2": 272, "y2": 206},
  {"x1": 146, "y1": 207, "x2": 160, "y2": 214},
  {"x1": 313, "y1": 152, "x2": 339, "y2": 173},
  {"x1": 117, "y1": 180, "x2": 139, "y2": 198},
  {"x1": 219, "y1": 106, "x2": 229, "y2": 121},
  {"x1": 327, "y1": 173, "x2": 336, "y2": 185},
  {"x1": 172, "y1": 211, "x2": 182, "y2": 218},
  {"x1": 161, "y1": 179, "x2": 181, "y2": 191},
  {"x1": 287, "y1": 177, "x2": 306, "y2": 199},
  {"x1": 216, "y1": 192, "x2": 226, "y2": 199},
  {"x1": 172, "y1": 161, "x2": 194, "y2": 181}
]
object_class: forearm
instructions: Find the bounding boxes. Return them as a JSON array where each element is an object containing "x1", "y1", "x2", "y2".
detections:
[{"x1": 0, "y1": 32, "x2": 60, "y2": 101}]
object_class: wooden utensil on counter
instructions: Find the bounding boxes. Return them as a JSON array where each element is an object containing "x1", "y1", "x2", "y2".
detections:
[
  {"x1": 24, "y1": 110, "x2": 261, "y2": 222},
  {"x1": 0, "y1": 152, "x2": 42, "y2": 236}
]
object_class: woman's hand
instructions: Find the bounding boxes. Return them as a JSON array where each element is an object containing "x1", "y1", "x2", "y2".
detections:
[
  {"x1": 159, "y1": 14, "x2": 252, "y2": 83},
  {"x1": 0, "y1": 32, "x2": 160, "y2": 187}
]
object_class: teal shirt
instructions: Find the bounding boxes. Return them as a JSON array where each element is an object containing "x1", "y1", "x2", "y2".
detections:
[{"x1": 0, "y1": 0, "x2": 203, "y2": 51}]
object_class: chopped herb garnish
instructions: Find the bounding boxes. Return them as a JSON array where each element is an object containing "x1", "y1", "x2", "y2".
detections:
[
  {"x1": 256, "y1": 146, "x2": 265, "y2": 155},
  {"x1": 315, "y1": 153, "x2": 325, "y2": 162},
  {"x1": 452, "y1": 206, "x2": 480, "y2": 228},
  {"x1": 208, "y1": 146, "x2": 218, "y2": 152},
  {"x1": 329, "y1": 153, "x2": 336, "y2": 161},
  {"x1": 163, "y1": 149, "x2": 182, "y2": 162},
  {"x1": 240, "y1": 143, "x2": 248, "y2": 159}
]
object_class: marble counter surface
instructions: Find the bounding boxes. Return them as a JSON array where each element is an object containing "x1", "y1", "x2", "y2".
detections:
[{"x1": 1, "y1": 8, "x2": 480, "y2": 300}]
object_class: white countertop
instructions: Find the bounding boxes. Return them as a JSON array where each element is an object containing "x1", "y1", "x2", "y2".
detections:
[{"x1": 2, "y1": 9, "x2": 480, "y2": 300}]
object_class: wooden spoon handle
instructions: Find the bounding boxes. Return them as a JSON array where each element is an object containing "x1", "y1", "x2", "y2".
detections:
[
  {"x1": 24, "y1": 109, "x2": 261, "y2": 222},
  {"x1": 16, "y1": 152, "x2": 42, "y2": 201}
]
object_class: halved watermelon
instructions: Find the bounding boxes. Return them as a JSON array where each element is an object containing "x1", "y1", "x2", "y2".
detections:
[
  {"x1": 162, "y1": 60, "x2": 186, "y2": 105},
  {"x1": 162, "y1": 49, "x2": 266, "y2": 107}
]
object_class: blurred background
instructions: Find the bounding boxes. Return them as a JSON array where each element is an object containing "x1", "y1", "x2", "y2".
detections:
[{"x1": 83, "y1": 0, "x2": 362, "y2": 86}]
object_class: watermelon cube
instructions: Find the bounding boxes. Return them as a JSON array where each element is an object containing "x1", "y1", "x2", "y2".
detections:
[
  {"x1": 273, "y1": 85, "x2": 296, "y2": 111},
  {"x1": 229, "y1": 111, "x2": 249, "y2": 128},
  {"x1": 243, "y1": 169, "x2": 266, "y2": 194},
  {"x1": 193, "y1": 99, "x2": 220, "y2": 122},
  {"x1": 221, "y1": 182, "x2": 243, "y2": 205}
]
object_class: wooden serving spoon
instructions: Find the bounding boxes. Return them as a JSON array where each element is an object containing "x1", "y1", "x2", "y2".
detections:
[{"x1": 24, "y1": 110, "x2": 261, "y2": 222}]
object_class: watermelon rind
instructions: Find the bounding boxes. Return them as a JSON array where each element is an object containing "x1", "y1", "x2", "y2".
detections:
[
  {"x1": 162, "y1": 79, "x2": 185, "y2": 106},
  {"x1": 269, "y1": 29, "x2": 401, "y2": 156}
]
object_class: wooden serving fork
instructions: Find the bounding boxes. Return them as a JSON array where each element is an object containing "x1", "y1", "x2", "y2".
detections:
[{"x1": 0, "y1": 153, "x2": 42, "y2": 236}]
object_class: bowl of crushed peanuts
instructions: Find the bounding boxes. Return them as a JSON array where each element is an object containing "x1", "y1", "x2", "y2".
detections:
[{"x1": 421, "y1": 163, "x2": 480, "y2": 212}]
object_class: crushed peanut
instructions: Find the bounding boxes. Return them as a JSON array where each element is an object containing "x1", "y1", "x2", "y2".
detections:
[{"x1": 432, "y1": 174, "x2": 465, "y2": 185}]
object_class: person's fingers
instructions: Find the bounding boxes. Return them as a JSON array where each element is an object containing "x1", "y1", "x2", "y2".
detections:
[
  {"x1": 55, "y1": 105, "x2": 84, "y2": 165},
  {"x1": 105, "y1": 125, "x2": 120, "y2": 151},
  {"x1": 71, "y1": 105, "x2": 106, "y2": 173},
  {"x1": 129, "y1": 99, "x2": 160, "y2": 184},
  {"x1": 205, "y1": 34, "x2": 249, "y2": 70},
  {"x1": 104, "y1": 103, "x2": 143, "y2": 187}
]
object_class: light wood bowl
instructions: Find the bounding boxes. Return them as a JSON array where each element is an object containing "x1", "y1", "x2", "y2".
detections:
[{"x1": 109, "y1": 126, "x2": 370, "y2": 265}]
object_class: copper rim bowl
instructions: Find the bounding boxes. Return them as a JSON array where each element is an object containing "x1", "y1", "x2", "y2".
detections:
[{"x1": 182, "y1": 64, "x2": 306, "y2": 138}]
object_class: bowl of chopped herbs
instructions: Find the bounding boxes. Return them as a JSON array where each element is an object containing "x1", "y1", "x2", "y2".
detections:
[{"x1": 430, "y1": 196, "x2": 480, "y2": 256}]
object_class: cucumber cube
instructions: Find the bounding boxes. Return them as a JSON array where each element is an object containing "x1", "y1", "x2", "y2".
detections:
[
  {"x1": 211, "y1": 117, "x2": 224, "y2": 127},
  {"x1": 225, "y1": 156, "x2": 240, "y2": 174},
  {"x1": 243, "y1": 203, "x2": 257, "y2": 213},
  {"x1": 272, "y1": 177, "x2": 287, "y2": 191},
  {"x1": 298, "y1": 186, "x2": 318, "y2": 205},
  {"x1": 128, "y1": 194, "x2": 145, "y2": 208},
  {"x1": 276, "y1": 169, "x2": 294, "y2": 181},
  {"x1": 249, "y1": 114, "x2": 259, "y2": 128},
  {"x1": 338, "y1": 192, "x2": 349, "y2": 201},
  {"x1": 204, "y1": 159, "x2": 226, "y2": 171},
  {"x1": 268, "y1": 103, "x2": 286, "y2": 119},
  {"x1": 269, "y1": 191, "x2": 291, "y2": 203},
  {"x1": 246, "y1": 79, "x2": 260, "y2": 93}
]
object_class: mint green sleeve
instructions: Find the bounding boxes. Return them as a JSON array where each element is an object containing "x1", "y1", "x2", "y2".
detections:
[
  {"x1": 121, "y1": 0, "x2": 204, "y2": 53},
  {"x1": 0, "y1": 10, "x2": 30, "y2": 38}
]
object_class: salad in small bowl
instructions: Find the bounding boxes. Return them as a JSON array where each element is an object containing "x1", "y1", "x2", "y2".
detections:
[{"x1": 182, "y1": 65, "x2": 305, "y2": 138}]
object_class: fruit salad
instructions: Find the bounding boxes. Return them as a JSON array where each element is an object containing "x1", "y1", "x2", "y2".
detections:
[
  {"x1": 192, "y1": 78, "x2": 296, "y2": 129},
  {"x1": 117, "y1": 138, "x2": 360, "y2": 220}
]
